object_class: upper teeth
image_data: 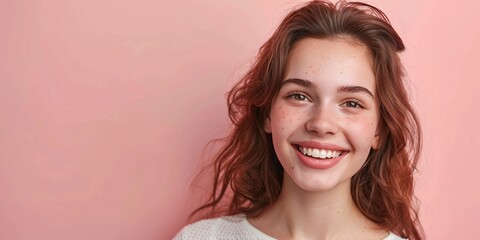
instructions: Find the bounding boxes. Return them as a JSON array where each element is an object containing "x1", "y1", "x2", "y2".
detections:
[{"x1": 298, "y1": 146, "x2": 341, "y2": 159}]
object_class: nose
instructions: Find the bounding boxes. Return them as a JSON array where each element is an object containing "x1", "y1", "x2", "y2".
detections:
[{"x1": 305, "y1": 103, "x2": 339, "y2": 135}]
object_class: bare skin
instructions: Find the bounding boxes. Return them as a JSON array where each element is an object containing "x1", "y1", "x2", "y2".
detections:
[
  {"x1": 250, "y1": 37, "x2": 390, "y2": 240},
  {"x1": 248, "y1": 175, "x2": 389, "y2": 240}
]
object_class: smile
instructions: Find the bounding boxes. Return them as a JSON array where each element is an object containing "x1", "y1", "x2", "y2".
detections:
[
  {"x1": 298, "y1": 146, "x2": 342, "y2": 159},
  {"x1": 293, "y1": 143, "x2": 347, "y2": 169}
]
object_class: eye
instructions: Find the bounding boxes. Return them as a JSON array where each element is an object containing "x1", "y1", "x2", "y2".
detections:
[
  {"x1": 287, "y1": 92, "x2": 310, "y2": 102},
  {"x1": 342, "y1": 100, "x2": 362, "y2": 108}
]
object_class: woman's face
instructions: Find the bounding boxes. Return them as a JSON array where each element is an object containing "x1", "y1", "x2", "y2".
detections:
[{"x1": 264, "y1": 37, "x2": 379, "y2": 192}]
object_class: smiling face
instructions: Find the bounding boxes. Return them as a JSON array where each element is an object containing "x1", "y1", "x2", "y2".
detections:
[{"x1": 264, "y1": 37, "x2": 379, "y2": 192}]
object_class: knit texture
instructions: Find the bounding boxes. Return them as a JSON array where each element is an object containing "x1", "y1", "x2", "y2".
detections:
[{"x1": 174, "y1": 215, "x2": 407, "y2": 240}]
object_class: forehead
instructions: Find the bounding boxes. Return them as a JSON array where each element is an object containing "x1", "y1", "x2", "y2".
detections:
[
  {"x1": 283, "y1": 37, "x2": 375, "y2": 92},
  {"x1": 286, "y1": 37, "x2": 373, "y2": 72}
]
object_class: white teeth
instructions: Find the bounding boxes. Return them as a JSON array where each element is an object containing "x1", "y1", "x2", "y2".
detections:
[
  {"x1": 298, "y1": 146, "x2": 342, "y2": 159},
  {"x1": 320, "y1": 149, "x2": 327, "y2": 158}
]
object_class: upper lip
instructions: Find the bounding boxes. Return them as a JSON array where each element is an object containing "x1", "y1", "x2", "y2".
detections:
[{"x1": 293, "y1": 141, "x2": 348, "y2": 151}]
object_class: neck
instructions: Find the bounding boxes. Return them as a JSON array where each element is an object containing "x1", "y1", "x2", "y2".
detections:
[{"x1": 249, "y1": 174, "x2": 386, "y2": 240}]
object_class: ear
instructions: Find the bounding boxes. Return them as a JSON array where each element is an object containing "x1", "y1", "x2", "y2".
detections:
[
  {"x1": 264, "y1": 117, "x2": 272, "y2": 133},
  {"x1": 371, "y1": 134, "x2": 379, "y2": 150}
]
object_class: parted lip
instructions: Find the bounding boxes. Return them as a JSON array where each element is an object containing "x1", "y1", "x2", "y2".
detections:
[
  {"x1": 293, "y1": 142, "x2": 347, "y2": 169},
  {"x1": 292, "y1": 141, "x2": 349, "y2": 152}
]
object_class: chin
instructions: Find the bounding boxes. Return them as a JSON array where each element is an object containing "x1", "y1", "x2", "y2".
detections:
[{"x1": 286, "y1": 169, "x2": 352, "y2": 193}]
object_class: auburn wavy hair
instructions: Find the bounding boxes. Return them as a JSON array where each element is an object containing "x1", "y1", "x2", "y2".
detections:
[{"x1": 191, "y1": 1, "x2": 423, "y2": 239}]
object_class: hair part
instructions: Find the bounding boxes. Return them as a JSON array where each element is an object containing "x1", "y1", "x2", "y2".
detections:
[{"x1": 191, "y1": 1, "x2": 423, "y2": 239}]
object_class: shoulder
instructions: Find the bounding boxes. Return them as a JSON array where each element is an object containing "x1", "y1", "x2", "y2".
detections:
[
  {"x1": 384, "y1": 232, "x2": 408, "y2": 240},
  {"x1": 174, "y1": 214, "x2": 268, "y2": 240}
]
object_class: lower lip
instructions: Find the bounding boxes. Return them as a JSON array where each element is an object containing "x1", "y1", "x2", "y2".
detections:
[{"x1": 294, "y1": 147, "x2": 345, "y2": 170}]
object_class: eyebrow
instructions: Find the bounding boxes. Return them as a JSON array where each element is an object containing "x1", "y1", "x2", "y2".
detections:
[
  {"x1": 282, "y1": 78, "x2": 316, "y2": 88},
  {"x1": 337, "y1": 85, "x2": 375, "y2": 99},
  {"x1": 282, "y1": 78, "x2": 375, "y2": 99}
]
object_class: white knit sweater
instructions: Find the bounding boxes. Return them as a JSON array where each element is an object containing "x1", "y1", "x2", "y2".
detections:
[{"x1": 174, "y1": 215, "x2": 407, "y2": 240}]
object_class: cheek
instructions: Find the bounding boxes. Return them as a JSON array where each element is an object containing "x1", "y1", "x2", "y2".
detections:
[
  {"x1": 270, "y1": 106, "x2": 304, "y2": 133},
  {"x1": 344, "y1": 116, "x2": 378, "y2": 146},
  {"x1": 271, "y1": 106, "x2": 286, "y2": 124}
]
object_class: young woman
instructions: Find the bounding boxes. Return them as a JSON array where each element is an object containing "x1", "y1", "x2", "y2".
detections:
[{"x1": 175, "y1": 1, "x2": 423, "y2": 239}]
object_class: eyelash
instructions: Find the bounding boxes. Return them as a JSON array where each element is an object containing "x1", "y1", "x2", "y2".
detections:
[
  {"x1": 286, "y1": 92, "x2": 365, "y2": 109},
  {"x1": 342, "y1": 100, "x2": 363, "y2": 109},
  {"x1": 286, "y1": 92, "x2": 310, "y2": 102}
]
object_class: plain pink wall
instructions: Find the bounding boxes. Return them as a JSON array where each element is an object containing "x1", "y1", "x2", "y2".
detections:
[{"x1": 1, "y1": 0, "x2": 479, "y2": 239}]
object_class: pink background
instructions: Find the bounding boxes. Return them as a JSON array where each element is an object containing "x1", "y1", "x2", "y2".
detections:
[{"x1": 1, "y1": 0, "x2": 479, "y2": 239}]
